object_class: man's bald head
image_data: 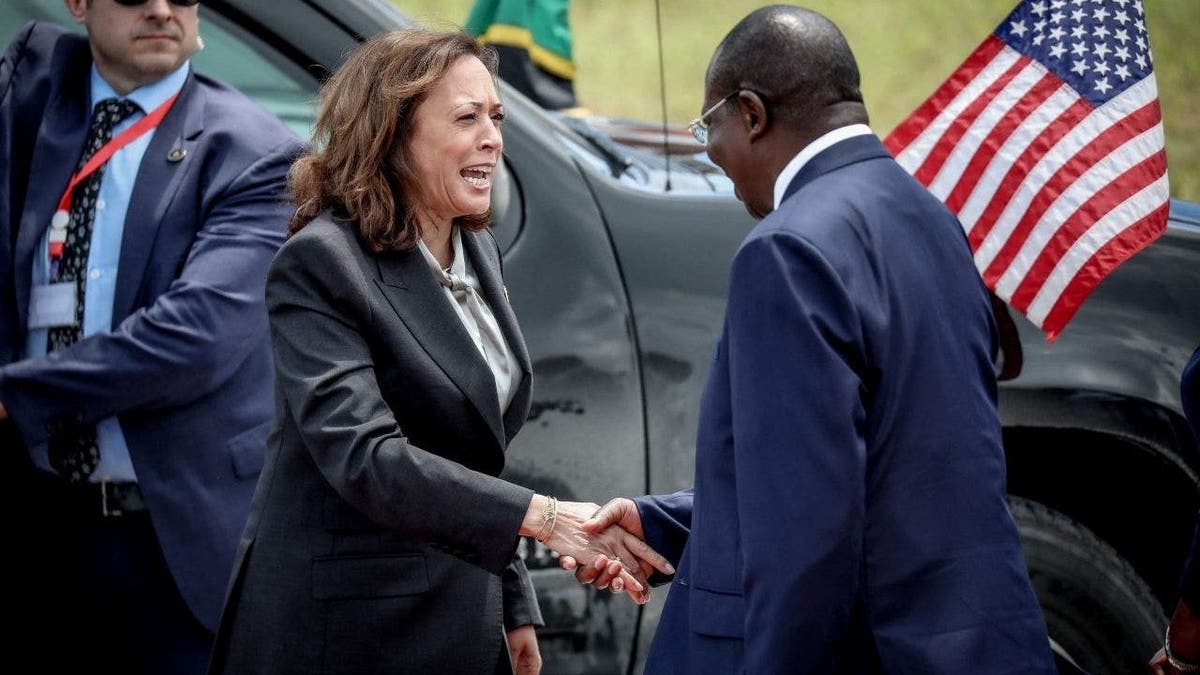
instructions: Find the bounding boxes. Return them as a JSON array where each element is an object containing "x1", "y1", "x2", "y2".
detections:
[{"x1": 707, "y1": 5, "x2": 866, "y2": 130}]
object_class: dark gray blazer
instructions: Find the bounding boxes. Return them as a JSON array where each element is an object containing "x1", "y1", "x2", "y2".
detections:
[{"x1": 209, "y1": 214, "x2": 541, "y2": 674}]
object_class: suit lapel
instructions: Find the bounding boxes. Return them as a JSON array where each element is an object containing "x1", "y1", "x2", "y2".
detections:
[
  {"x1": 113, "y1": 71, "x2": 204, "y2": 322},
  {"x1": 14, "y1": 57, "x2": 90, "y2": 334},
  {"x1": 781, "y1": 134, "x2": 891, "y2": 205},
  {"x1": 373, "y1": 244, "x2": 506, "y2": 448},
  {"x1": 461, "y1": 230, "x2": 532, "y2": 443}
]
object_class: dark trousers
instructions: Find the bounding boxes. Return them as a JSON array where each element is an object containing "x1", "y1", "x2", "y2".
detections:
[{"x1": 4, "y1": 434, "x2": 212, "y2": 675}]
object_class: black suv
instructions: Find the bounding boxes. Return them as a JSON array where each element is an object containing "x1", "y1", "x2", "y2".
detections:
[{"x1": 3, "y1": 1, "x2": 1198, "y2": 673}]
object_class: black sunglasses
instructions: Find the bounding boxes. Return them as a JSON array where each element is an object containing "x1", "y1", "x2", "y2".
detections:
[{"x1": 113, "y1": 0, "x2": 201, "y2": 6}]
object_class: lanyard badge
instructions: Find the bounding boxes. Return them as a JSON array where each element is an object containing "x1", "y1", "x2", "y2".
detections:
[{"x1": 48, "y1": 92, "x2": 180, "y2": 282}]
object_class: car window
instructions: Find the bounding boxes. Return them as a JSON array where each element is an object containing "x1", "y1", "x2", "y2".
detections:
[
  {"x1": 0, "y1": 0, "x2": 72, "y2": 44},
  {"x1": 0, "y1": 0, "x2": 525, "y2": 251},
  {"x1": 193, "y1": 10, "x2": 316, "y2": 140}
]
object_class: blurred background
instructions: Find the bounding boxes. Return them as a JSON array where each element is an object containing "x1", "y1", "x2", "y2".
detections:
[{"x1": 403, "y1": 0, "x2": 1198, "y2": 201}]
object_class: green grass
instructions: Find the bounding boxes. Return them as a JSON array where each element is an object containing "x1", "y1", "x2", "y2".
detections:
[{"x1": 399, "y1": 0, "x2": 1200, "y2": 201}]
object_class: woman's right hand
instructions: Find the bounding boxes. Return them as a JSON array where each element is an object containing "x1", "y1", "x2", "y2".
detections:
[
  {"x1": 521, "y1": 496, "x2": 661, "y2": 604},
  {"x1": 559, "y1": 498, "x2": 674, "y2": 595}
]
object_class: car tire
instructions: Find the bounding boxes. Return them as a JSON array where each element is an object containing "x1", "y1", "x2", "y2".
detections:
[{"x1": 1009, "y1": 496, "x2": 1166, "y2": 675}]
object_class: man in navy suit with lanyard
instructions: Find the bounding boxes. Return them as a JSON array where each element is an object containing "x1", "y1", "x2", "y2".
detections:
[
  {"x1": 0, "y1": 1, "x2": 301, "y2": 671},
  {"x1": 566, "y1": 6, "x2": 1057, "y2": 673}
]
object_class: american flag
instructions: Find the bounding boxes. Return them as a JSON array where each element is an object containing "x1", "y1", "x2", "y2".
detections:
[{"x1": 885, "y1": 0, "x2": 1168, "y2": 340}]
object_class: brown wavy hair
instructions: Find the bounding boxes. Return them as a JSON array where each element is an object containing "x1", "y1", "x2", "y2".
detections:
[{"x1": 289, "y1": 29, "x2": 499, "y2": 251}]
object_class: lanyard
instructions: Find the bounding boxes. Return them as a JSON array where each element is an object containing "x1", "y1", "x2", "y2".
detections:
[{"x1": 48, "y1": 93, "x2": 180, "y2": 279}]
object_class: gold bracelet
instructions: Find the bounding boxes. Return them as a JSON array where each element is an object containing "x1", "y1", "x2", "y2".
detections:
[
  {"x1": 535, "y1": 496, "x2": 558, "y2": 543},
  {"x1": 1167, "y1": 625, "x2": 1200, "y2": 672},
  {"x1": 535, "y1": 497, "x2": 557, "y2": 542}
]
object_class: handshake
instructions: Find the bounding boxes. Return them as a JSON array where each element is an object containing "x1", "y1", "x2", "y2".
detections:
[{"x1": 521, "y1": 496, "x2": 674, "y2": 605}]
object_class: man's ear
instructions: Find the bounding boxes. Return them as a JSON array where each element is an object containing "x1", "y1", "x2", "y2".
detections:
[
  {"x1": 738, "y1": 90, "x2": 770, "y2": 144},
  {"x1": 63, "y1": 0, "x2": 87, "y2": 24}
]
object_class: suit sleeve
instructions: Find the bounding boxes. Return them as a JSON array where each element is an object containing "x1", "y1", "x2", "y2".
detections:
[
  {"x1": 726, "y1": 232, "x2": 866, "y2": 672},
  {"x1": 634, "y1": 489, "x2": 693, "y2": 585},
  {"x1": 0, "y1": 21, "x2": 37, "y2": 111},
  {"x1": 502, "y1": 554, "x2": 544, "y2": 630},
  {"x1": 0, "y1": 22, "x2": 45, "y2": 368},
  {"x1": 267, "y1": 231, "x2": 534, "y2": 576},
  {"x1": 0, "y1": 135, "x2": 301, "y2": 445}
]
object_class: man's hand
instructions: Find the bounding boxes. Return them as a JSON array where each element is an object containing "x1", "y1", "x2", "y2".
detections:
[
  {"x1": 543, "y1": 500, "x2": 653, "y2": 602},
  {"x1": 559, "y1": 498, "x2": 674, "y2": 596},
  {"x1": 0, "y1": 401, "x2": 8, "y2": 419},
  {"x1": 505, "y1": 624, "x2": 542, "y2": 675},
  {"x1": 521, "y1": 497, "x2": 651, "y2": 603}
]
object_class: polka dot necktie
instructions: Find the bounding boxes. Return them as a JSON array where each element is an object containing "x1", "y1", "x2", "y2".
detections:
[{"x1": 46, "y1": 97, "x2": 141, "y2": 483}]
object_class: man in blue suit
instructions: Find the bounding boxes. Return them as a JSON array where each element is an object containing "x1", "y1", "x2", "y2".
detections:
[
  {"x1": 569, "y1": 6, "x2": 1057, "y2": 673},
  {"x1": 0, "y1": 1, "x2": 301, "y2": 672}
]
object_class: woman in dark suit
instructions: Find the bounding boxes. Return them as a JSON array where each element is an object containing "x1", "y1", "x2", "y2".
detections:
[{"x1": 209, "y1": 29, "x2": 665, "y2": 675}]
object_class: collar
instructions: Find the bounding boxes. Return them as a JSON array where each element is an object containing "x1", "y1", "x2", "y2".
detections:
[
  {"x1": 89, "y1": 60, "x2": 190, "y2": 113},
  {"x1": 773, "y1": 123, "x2": 874, "y2": 209},
  {"x1": 417, "y1": 224, "x2": 466, "y2": 284}
]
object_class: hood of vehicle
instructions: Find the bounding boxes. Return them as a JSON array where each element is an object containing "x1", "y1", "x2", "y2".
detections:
[{"x1": 551, "y1": 113, "x2": 735, "y2": 195}]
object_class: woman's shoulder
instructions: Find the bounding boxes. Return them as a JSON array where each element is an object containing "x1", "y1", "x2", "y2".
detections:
[
  {"x1": 270, "y1": 212, "x2": 374, "y2": 290},
  {"x1": 278, "y1": 212, "x2": 373, "y2": 267}
]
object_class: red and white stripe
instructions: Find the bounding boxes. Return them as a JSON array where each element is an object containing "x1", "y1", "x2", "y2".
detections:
[{"x1": 885, "y1": 35, "x2": 1168, "y2": 339}]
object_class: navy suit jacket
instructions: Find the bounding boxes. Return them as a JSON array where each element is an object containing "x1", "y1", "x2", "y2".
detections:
[
  {"x1": 0, "y1": 22, "x2": 302, "y2": 631},
  {"x1": 635, "y1": 135, "x2": 1056, "y2": 674}
]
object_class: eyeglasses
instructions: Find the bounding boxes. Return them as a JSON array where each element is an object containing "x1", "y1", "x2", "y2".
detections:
[
  {"x1": 687, "y1": 90, "x2": 742, "y2": 145},
  {"x1": 112, "y1": 0, "x2": 201, "y2": 7}
]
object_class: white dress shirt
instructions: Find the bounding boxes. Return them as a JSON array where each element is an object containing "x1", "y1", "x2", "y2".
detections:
[
  {"x1": 418, "y1": 227, "x2": 521, "y2": 412},
  {"x1": 773, "y1": 123, "x2": 874, "y2": 210}
]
